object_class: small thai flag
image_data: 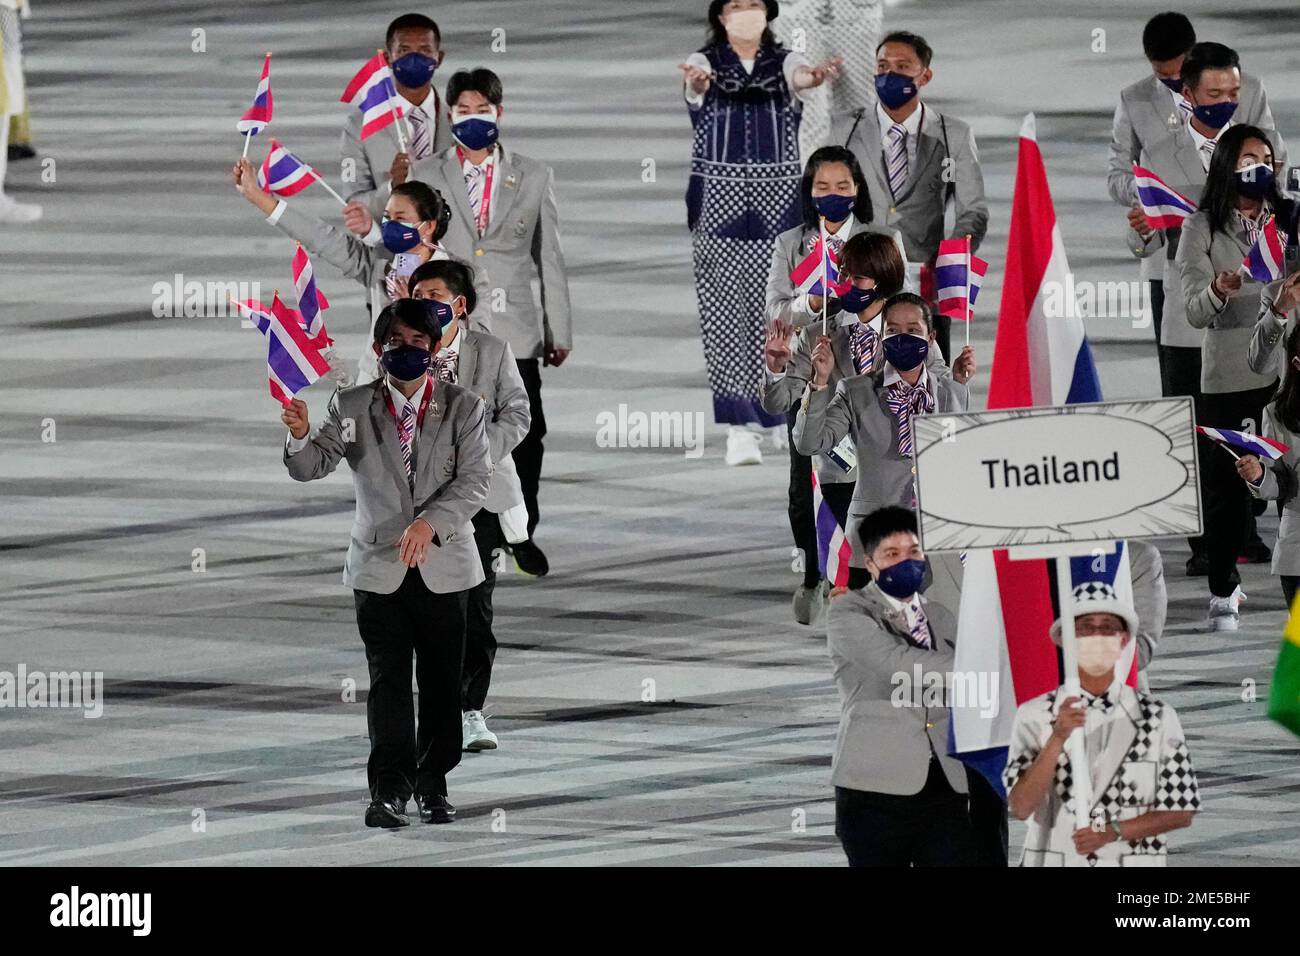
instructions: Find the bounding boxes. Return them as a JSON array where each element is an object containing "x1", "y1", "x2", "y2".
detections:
[
  {"x1": 340, "y1": 53, "x2": 405, "y2": 141},
  {"x1": 790, "y1": 235, "x2": 850, "y2": 299},
  {"x1": 934, "y1": 237, "x2": 989, "y2": 321},
  {"x1": 812, "y1": 472, "x2": 851, "y2": 588},
  {"x1": 257, "y1": 139, "x2": 320, "y2": 198},
  {"x1": 237, "y1": 53, "x2": 273, "y2": 136},
  {"x1": 1243, "y1": 217, "x2": 1286, "y2": 283},
  {"x1": 232, "y1": 294, "x2": 332, "y2": 404},
  {"x1": 291, "y1": 245, "x2": 332, "y2": 346},
  {"x1": 1197, "y1": 425, "x2": 1290, "y2": 460},
  {"x1": 1132, "y1": 163, "x2": 1198, "y2": 229}
]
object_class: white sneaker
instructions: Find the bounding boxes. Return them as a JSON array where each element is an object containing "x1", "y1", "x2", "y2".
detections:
[
  {"x1": 0, "y1": 194, "x2": 42, "y2": 224},
  {"x1": 1207, "y1": 587, "x2": 1246, "y2": 632},
  {"x1": 462, "y1": 710, "x2": 498, "y2": 752},
  {"x1": 725, "y1": 426, "x2": 763, "y2": 466},
  {"x1": 770, "y1": 425, "x2": 789, "y2": 451}
]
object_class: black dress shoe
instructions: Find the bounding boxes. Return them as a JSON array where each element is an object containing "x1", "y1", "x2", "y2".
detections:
[
  {"x1": 364, "y1": 796, "x2": 410, "y2": 828},
  {"x1": 7, "y1": 143, "x2": 36, "y2": 161},
  {"x1": 1185, "y1": 553, "x2": 1209, "y2": 577},
  {"x1": 511, "y1": 538, "x2": 549, "y2": 577},
  {"x1": 415, "y1": 793, "x2": 456, "y2": 824},
  {"x1": 1240, "y1": 537, "x2": 1272, "y2": 564}
]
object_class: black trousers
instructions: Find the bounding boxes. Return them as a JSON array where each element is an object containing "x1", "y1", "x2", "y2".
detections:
[
  {"x1": 933, "y1": 311, "x2": 952, "y2": 366},
  {"x1": 515, "y1": 358, "x2": 547, "y2": 538},
  {"x1": 1161, "y1": 341, "x2": 1207, "y2": 557},
  {"x1": 965, "y1": 766, "x2": 1009, "y2": 866},
  {"x1": 463, "y1": 508, "x2": 501, "y2": 712},
  {"x1": 1201, "y1": 382, "x2": 1277, "y2": 597},
  {"x1": 835, "y1": 757, "x2": 978, "y2": 866},
  {"x1": 354, "y1": 569, "x2": 468, "y2": 801}
]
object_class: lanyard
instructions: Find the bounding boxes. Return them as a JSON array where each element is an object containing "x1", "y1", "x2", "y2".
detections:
[
  {"x1": 382, "y1": 377, "x2": 433, "y2": 432},
  {"x1": 457, "y1": 146, "x2": 495, "y2": 236}
]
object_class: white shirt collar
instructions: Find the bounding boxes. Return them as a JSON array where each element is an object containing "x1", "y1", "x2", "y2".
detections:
[
  {"x1": 1186, "y1": 115, "x2": 1231, "y2": 153},
  {"x1": 386, "y1": 376, "x2": 428, "y2": 414},
  {"x1": 883, "y1": 357, "x2": 931, "y2": 390},
  {"x1": 404, "y1": 87, "x2": 439, "y2": 116},
  {"x1": 459, "y1": 141, "x2": 499, "y2": 171},
  {"x1": 441, "y1": 327, "x2": 463, "y2": 356},
  {"x1": 823, "y1": 211, "x2": 856, "y2": 239},
  {"x1": 876, "y1": 101, "x2": 923, "y2": 139}
]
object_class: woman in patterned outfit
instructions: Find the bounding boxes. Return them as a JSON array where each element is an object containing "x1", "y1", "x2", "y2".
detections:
[
  {"x1": 680, "y1": 0, "x2": 840, "y2": 465},
  {"x1": 1004, "y1": 584, "x2": 1201, "y2": 866}
]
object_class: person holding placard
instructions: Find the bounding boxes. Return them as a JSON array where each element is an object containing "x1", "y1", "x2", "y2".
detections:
[{"x1": 1005, "y1": 584, "x2": 1201, "y2": 866}]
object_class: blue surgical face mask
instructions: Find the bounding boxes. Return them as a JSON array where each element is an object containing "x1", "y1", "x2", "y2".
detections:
[
  {"x1": 813, "y1": 192, "x2": 856, "y2": 222},
  {"x1": 874, "y1": 71, "x2": 919, "y2": 110},
  {"x1": 875, "y1": 558, "x2": 927, "y2": 599},
  {"x1": 1235, "y1": 162, "x2": 1275, "y2": 200},
  {"x1": 1158, "y1": 76, "x2": 1183, "y2": 93},
  {"x1": 882, "y1": 331, "x2": 929, "y2": 371},
  {"x1": 381, "y1": 217, "x2": 423, "y2": 253},
  {"x1": 381, "y1": 343, "x2": 432, "y2": 382},
  {"x1": 1190, "y1": 99, "x2": 1237, "y2": 130},
  {"x1": 391, "y1": 52, "x2": 437, "y2": 88},
  {"x1": 450, "y1": 111, "x2": 499, "y2": 151},
  {"x1": 838, "y1": 286, "x2": 878, "y2": 314}
]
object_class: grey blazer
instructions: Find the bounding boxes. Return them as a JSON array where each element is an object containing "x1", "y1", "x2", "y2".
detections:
[
  {"x1": 340, "y1": 94, "x2": 453, "y2": 219},
  {"x1": 1247, "y1": 273, "x2": 1300, "y2": 376},
  {"x1": 763, "y1": 220, "x2": 911, "y2": 328},
  {"x1": 832, "y1": 104, "x2": 988, "y2": 265},
  {"x1": 1128, "y1": 540, "x2": 1166, "y2": 671},
  {"x1": 1126, "y1": 224, "x2": 1201, "y2": 348},
  {"x1": 793, "y1": 368, "x2": 969, "y2": 566},
  {"x1": 284, "y1": 378, "x2": 492, "y2": 594},
  {"x1": 455, "y1": 327, "x2": 530, "y2": 513},
  {"x1": 1250, "y1": 404, "x2": 1300, "y2": 575},
  {"x1": 410, "y1": 145, "x2": 572, "y2": 359},
  {"x1": 1175, "y1": 209, "x2": 1282, "y2": 394},
  {"x1": 826, "y1": 582, "x2": 968, "y2": 795}
]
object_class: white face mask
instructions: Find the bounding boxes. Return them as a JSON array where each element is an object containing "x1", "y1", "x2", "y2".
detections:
[
  {"x1": 1076, "y1": 636, "x2": 1122, "y2": 676},
  {"x1": 724, "y1": 8, "x2": 768, "y2": 43}
]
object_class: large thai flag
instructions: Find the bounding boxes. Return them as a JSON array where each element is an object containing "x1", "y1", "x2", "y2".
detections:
[
  {"x1": 291, "y1": 245, "x2": 332, "y2": 346},
  {"x1": 1132, "y1": 163, "x2": 1197, "y2": 229},
  {"x1": 950, "y1": 115, "x2": 1128, "y2": 795},
  {"x1": 340, "y1": 53, "x2": 405, "y2": 141},
  {"x1": 1242, "y1": 217, "x2": 1286, "y2": 283},
  {"x1": 257, "y1": 140, "x2": 320, "y2": 198},
  {"x1": 934, "y1": 237, "x2": 989, "y2": 321},
  {"x1": 811, "y1": 472, "x2": 851, "y2": 588},
  {"x1": 790, "y1": 233, "x2": 851, "y2": 299},
  {"x1": 237, "y1": 53, "x2": 273, "y2": 136},
  {"x1": 1197, "y1": 425, "x2": 1290, "y2": 460}
]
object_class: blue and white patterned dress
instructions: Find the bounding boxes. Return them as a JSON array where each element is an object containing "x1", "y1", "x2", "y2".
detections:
[{"x1": 686, "y1": 42, "x2": 803, "y2": 427}]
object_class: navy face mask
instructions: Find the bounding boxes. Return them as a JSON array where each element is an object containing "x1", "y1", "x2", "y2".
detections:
[
  {"x1": 391, "y1": 52, "x2": 437, "y2": 88},
  {"x1": 882, "y1": 332, "x2": 929, "y2": 371},
  {"x1": 1191, "y1": 99, "x2": 1237, "y2": 130},
  {"x1": 1158, "y1": 76, "x2": 1183, "y2": 93},
  {"x1": 451, "y1": 113, "x2": 499, "y2": 151},
  {"x1": 838, "y1": 286, "x2": 878, "y2": 314},
  {"x1": 381, "y1": 218, "x2": 423, "y2": 253},
  {"x1": 875, "y1": 558, "x2": 927, "y2": 599},
  {"x1": 381, "y1": 344, "x2": 432, "y2": 382},
  {"x1": 1235, "y1": 163, "x2": 1275, "y2": 200},
  {"x1": 813, "y1": 192, "x2": 856, "y2": 222},
  {"x1": 874, "y1": 71, "x2": 919, "y2": 110}
]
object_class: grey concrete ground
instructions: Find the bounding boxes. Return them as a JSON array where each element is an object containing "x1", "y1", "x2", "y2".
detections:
[{"x1": 0, "y1": 0, "x2": 1297, "y2": 865}]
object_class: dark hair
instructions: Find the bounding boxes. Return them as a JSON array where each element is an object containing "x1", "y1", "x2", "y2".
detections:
[
  {"x1": 1142, "y1": 12, "x2": 1195, "y2": 62},
  {"x1": 706, "y1": 0, "x2": 779, "y2": 49},
  {"x1": 1179, "y1": 40, "x2": 1239, "y2": 90},
  {"x1": 858, "y1": 505, "x2": 919, "y2": 558},
  {"x1": 800, "y1": 146, "x2": 874, "y2": 229},
  {"x1": 1198, "y1": 124, "x2": 1282, "y2": 235},
  {"x1": 841, "y1": 233, "x2": 905, "y2": 298},
  {"x1": 390, "y1": 181, "x2": 451, "y2": 242},
  {"x1": 373, "y1": 298, "x2": 441, "y2": 346},
  {"x1": 882, "y1": 291, "x2": 934, "y2": 332},
  {"x1": 446, "y1": 68, "x2": 504, "y2": 109},
  {"x1": 409, "y1": 259, "x2": 478, "y2": 316},
  {"x1": 876, "y1": 30, "x2": 933, "y2": 69},
  {"x1": 386, "y1": 13, "x2": 441, "y2": 51},
  {"x1": 1275, "y1": 325, "x2": 1300, "y2": 435}
]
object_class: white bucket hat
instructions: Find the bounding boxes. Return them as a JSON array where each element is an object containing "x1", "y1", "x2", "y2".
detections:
[{"x1": 1049, "y1": 582, "x2": 1139, "y2": 646}]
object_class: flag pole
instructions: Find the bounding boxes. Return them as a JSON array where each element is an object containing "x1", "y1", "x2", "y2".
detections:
[
  {"x1": 380, "y1": 48, "x2": 408, "y2": 153},
  {"x1": 241, "y1": 130, "x2": 252, "y2": 160},
  {"x1": 964, "y1": 232, "x2": 972, "y2": 347},
  {"x1": 1054, "y1": 554, "x2": 1094, "y2": 832},
  {"x1": 820, "y1": 216, "x2": 829, "y2": 337}
]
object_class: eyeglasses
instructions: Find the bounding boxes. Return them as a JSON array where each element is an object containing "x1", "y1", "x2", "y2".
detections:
[{"x1": 1075, "y1": 625, "x2": 1126, "y2": 637}]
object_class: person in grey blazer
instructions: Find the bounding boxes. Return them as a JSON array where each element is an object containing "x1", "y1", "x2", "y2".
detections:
[
  {"x1": 793, "y1": 293, "x2": 973, "y2": 573},
  {"x1": 1175, "y1": 124, "x2": 1288, "y2": 631},
  {"x1": 826, "y1": 505, "x2": 977, "y2": 866},
  {"x1": 406, "y1": 67, "x2": 572, "y2": 573},
  {"x1": 830, "y1": 30, "x2": 988, "y2": 362},
  {"x1": 281, "y1": 299, "x2": 491, "y2": 829},
  {"x1": 340, "y1": 13, "x2": 453, "y2": 219},
  {"x1": 1239, "y1": 324, "x2": 1300, "y2": 608},
  {"x1": 410, "y1": 259, "x2": 530, "y2": 754}
]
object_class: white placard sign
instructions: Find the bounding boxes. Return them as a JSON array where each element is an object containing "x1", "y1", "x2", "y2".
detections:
[{"x1": 912, "y1": 398, "x2": 1202, "y2": 552}]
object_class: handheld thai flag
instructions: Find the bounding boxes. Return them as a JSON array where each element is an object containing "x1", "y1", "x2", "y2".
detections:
[
  {"x1": 232, "y1": 297, "x2": 273, "y2": 334},
  {"x1": 257, "y1": 140, "x2": 321, "y2": 198},
  {"x1": 291, "y1": 245, "x2": 332, "y2": 346},
  {"x1": 1242, "y1": 217, "x2": 1286, "y2": 283},
  {"x1": 1132, "y1": 163, "x2": 1197, "y2": 229},
  {"x1": 237, "y1": 53, "x2": 273, "y2": 141},
  {"x1": 341, "y1": 52, "x2": 406, "y2": 144},
  {"x1": 1197, "y1": 425, "x2": 1289, "y2": 460},
  {"x1": 811, "y1": 472, "x2": 851, "y2": 589},
  {"x1": 790, "y1": 236, "x2": 851, "y2": 300},
  {"x1": 934, "y1": 237, "x2": 989, "y2": 321},
  {"x1": 264, "y1": 293, "x2": 331, "y2": 405}
]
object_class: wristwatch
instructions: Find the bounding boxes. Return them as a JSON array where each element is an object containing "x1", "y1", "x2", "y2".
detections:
[{"x1": 1110, "y1": 819, "x2": 1125, "y2": 841}]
